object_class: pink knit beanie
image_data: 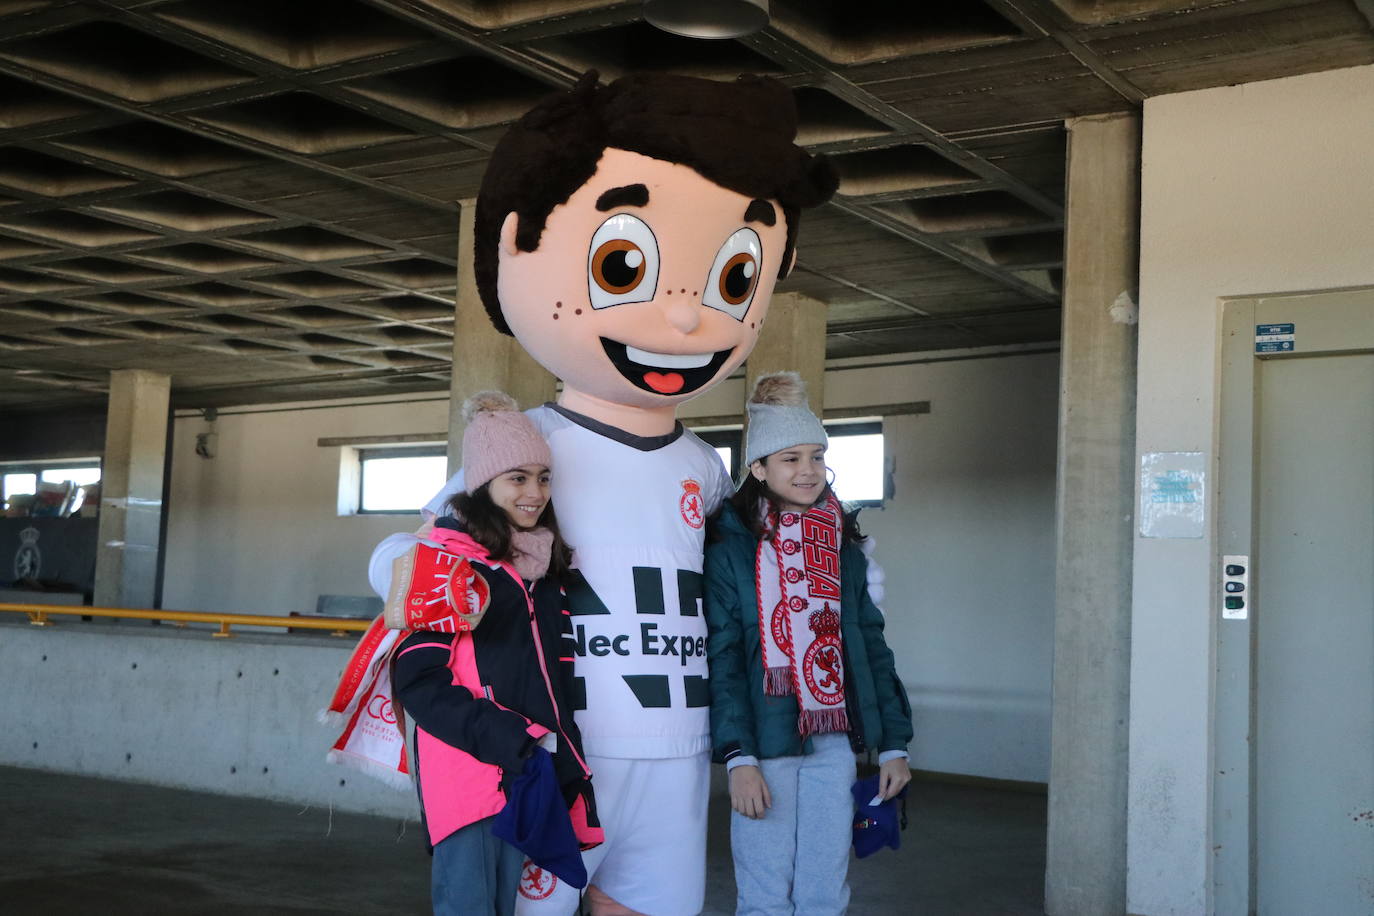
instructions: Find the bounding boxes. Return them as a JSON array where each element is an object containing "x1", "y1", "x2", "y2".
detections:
[{"x1": 461, "y1": 391, "x2": 552, "y2": 494}]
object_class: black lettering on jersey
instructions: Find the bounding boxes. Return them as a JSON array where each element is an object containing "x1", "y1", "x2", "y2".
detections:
[
  {"x1": 632, "y1": 567, "x2": 665, "y2": 615},
  {"x1": 641, "y1": 624, "x2": 708, "y2": 669},
  {"x1": 572, "y1": 624, "x2": 631, "y2": 657},
  {"x1": 623, "y1": 674, "x2": 671, "y2": 708},
  {"x1": 567, "y1": 571, "x2": 611, "y2": 616},
  {"x1": 641, "y1": 622, "x2": 660, "y2": 655},
  {"x1": 684, "y1": 675, "x2": 711, "y2": 708},
  {"x1": 632, "y1": 567, "x2": 702, "y2": 617},
  {"x1": 677, "y1": 569, "x2": 703, "y2": 617}
]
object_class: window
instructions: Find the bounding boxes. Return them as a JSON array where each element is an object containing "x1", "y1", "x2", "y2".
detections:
[
  {"x1": 2, "y1": 460, "x2": 102, "y2": 515},
  {"x1": 356, "y1": 445, "x2": 448, "y2": 514},
  {"x1": 696, "y1": 429, "x2": 741, "y2": 483},
  {"x1": 822, "y1": 421, "x2": 884, "y2": 505},
  {"x1": 2, "y1": 472, "x2": 37, "y2": 502},
  {"x1": 41, "y1": 466, "x2": 102, "y2": 487},
  {"x1": 693, "y1": 420, "x2": 886, "y2": 507}
]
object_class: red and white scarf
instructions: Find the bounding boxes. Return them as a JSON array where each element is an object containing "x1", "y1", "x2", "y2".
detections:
[
  {"x1": 321, "y1": 527, "x2": 497, "y2": 789},
  {"x1": 320, "y1": 614, "x2": 411, "y2": 790},
  {"x1": 756, "y1": 493, "x2": 850, "y2": 738}
]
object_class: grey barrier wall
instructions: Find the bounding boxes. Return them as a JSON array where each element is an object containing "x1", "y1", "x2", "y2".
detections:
[{"x1": 0, "y1": 618, "x2": 415, "y2": 821}]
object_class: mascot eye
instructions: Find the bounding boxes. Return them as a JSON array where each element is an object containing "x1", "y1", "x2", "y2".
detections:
[
  {"x1": 702, "y1": 228, "x2": 762, "y2": 321},
  {"x1": 587, "y1": 214, "x2": 659, "y2": 309}
]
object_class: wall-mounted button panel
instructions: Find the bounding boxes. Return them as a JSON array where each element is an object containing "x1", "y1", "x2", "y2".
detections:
[{"x1": 1222, "y1": 555, "x2": 1249, "y2": 620}]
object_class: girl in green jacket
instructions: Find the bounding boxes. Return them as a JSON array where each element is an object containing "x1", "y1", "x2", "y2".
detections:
[{"x1": 705, "y1": 372, "x2": 914, "y2": 916}]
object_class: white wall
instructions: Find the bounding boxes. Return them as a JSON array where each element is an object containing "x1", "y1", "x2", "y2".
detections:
[
  {"x1": 1131, "y1": 64, "x2": 1374, "y2": 915},
  {"x1": 162, "y1": 350, "x2": 1059, "y2": 784},
  {"x1": 164, "y1": 394, "x2": 449, "y2": 615},
  {"x1": 826, "y1": 352, "x2": 1059, "y2": 782}
]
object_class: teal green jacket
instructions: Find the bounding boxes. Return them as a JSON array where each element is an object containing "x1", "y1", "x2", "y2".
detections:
[{"x1": 705, "y1": 501, "x2": 913, "y2": 762}]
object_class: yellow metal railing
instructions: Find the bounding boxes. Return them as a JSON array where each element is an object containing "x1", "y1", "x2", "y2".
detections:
[{"x1": 0, "y1": 602, "x2": 371, "y2": 639}]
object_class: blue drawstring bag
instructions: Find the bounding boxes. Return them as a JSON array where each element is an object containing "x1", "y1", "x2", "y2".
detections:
[
  {"x1": 851, "y1": 773, "x2": 908, "y2": 858},
  {"x1": 493, "y1": 747, "x2": 588, "y2": 888}
]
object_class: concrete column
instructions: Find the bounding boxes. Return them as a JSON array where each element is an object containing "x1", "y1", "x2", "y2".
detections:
[
  {"x1": 448, "y1": 198, "x2": 556, "y2": 475},
  {"x1": 93, "y1": 369, "x2": 171, "y2": 609},
  {"x1": 745, "y1": 290, "x2": 827, "y2": 420},
  {"x1": 1045, "y1": 113, "x2": 1140, "y2": 916}
]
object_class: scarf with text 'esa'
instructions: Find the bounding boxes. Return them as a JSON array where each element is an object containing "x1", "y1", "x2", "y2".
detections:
[{"x1": 756, "y1": 493, "x2": 849, "y2": 739}]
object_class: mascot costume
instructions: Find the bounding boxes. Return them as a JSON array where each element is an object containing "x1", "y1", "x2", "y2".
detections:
[{"x1": 366, "y1": 71, "x2": 837, "y2": 915}]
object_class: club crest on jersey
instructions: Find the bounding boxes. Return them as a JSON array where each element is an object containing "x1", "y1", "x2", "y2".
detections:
[
  {"x1": 519, "y1": 861, "x2": 557, "y2": 900},
  {"x1": 679, "y1": 478, "x2": 705, "y2": 529}
]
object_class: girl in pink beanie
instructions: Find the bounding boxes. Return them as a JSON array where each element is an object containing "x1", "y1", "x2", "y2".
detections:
[{"x1": 387, "y1": 391, "x2": 601, "y2": 916}]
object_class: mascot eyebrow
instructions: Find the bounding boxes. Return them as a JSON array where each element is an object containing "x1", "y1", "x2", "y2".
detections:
[
  {"x1": 596, "y1": 184, "x2": 650, "y2": 211},
  {"x1": 742, "y1": 199, "x2": 777, "y2": 226}
]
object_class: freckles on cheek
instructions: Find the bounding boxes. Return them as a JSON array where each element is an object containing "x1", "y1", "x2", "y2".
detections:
[{"x1": 545, "y1": 294, "x2": 585, "y2": 320}]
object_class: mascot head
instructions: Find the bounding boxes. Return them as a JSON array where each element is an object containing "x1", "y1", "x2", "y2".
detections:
[{"x1": 475, "y1": 71, "x2": 837, "y2": 414}]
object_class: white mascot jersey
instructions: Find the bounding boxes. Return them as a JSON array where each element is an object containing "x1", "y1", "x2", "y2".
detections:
[{"x1": 424, "y1": 404, "x2": 732, "y2": 759}]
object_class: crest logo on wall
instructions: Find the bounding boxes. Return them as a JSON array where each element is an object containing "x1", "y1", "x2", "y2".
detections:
[{"x1": 14, "y1": 527, "x2": 41, "y2": 581}]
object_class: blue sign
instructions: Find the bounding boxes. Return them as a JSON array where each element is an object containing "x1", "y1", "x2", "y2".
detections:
[{"x1": 1255, "y1": 322, "x2": 1295, "y2": 354}]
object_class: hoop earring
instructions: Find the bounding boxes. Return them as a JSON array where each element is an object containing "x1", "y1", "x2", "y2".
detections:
[{"x1": 825, "y1": 466, "x2": 836, "y2": 487}]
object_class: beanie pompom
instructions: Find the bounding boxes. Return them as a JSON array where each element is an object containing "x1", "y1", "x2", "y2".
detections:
[
  {"x1": 749, "y1": 371, "x2": 807, "y2": 407},
  {"x1": 463, "y1": 390, "x2": 519, "y2": 423},
  {"x1": 742, "y1": 372, "x2": 827, "y2": 468}
]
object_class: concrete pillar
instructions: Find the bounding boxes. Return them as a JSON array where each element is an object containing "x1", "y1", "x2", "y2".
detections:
[
  {"x1": 745, "y1": 290, "x2": 827, "y2": 422},
  {"x1": 93, "y1": 369, "x2": 171, "y2": 609},
  {"x1": 448, "y1": 198, "x2": 556, "y2": 475},
  {"x1": 1045, "y1": 113, "x2": 1140, "y2": 915}
]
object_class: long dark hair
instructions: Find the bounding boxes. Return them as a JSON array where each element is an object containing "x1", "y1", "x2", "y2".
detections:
[
  {"x1": 447, "y1": 484, "x2": 573, "y2": 581},
  {"x1": 727, "y1": 461, "x2": 864, "y2": 545}
]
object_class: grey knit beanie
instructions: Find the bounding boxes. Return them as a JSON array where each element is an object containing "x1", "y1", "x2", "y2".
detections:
[{"x1": 743, "y1": 372, "x2": 827, "y2": 467}]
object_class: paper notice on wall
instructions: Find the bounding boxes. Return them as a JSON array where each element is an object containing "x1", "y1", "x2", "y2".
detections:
[{"x1": 1139, "y1": 451, "x2": 1206, "y2": 538}]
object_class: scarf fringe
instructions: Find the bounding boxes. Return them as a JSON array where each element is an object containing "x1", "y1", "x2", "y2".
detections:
[
  {"x1": 798, "y1": 707, "x2": 850, "y2": 739},
  {"x1": 317, "y1": 708, "x2": 342, "y2": 726},
  {"x1": 325, "y1": 748, "x2": 413, "y2": 792},
  {"x1": 764, "y1": 666, "x2": 792, "y2": 696}
]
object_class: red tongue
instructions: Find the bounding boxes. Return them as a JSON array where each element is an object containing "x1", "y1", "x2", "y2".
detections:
[{"x1": 644, "y1": 371, "x2": 685, "y2": 394}]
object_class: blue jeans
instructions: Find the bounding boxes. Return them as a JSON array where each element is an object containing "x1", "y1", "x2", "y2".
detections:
[
  {"x1": 432, "y1": 816, "x2": 525, "y2": 916},
  {"x1": 730, "y1": 733, "x2": 857, "y2": 916}
]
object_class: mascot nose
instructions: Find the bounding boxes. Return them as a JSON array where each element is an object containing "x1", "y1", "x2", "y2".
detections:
[{"x1": 662, "y1": 296, "x2": 702, "y2": 334}]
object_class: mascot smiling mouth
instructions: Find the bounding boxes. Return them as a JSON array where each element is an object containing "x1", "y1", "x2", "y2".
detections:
[{"x1": 600, "y1": 338, "x2": 734, "y2": 397}]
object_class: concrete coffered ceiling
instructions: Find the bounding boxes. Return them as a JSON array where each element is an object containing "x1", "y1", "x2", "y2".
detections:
[{"x1": 1, "y1": 0, "x2": 1372, "y2": 410}]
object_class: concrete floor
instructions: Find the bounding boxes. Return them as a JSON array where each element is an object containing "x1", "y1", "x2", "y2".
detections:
[{"x1": 0, "y1": 764, "x2": 1046, "y2": 914}]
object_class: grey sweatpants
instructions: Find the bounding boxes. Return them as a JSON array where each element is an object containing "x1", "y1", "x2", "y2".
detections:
[{"x1": 730, "y1": 733, "x2": 857, "y2": 916}]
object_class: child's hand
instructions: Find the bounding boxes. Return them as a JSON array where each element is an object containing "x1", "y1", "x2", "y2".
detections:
[
  {"x1": 878, "y1": 757, "x2": 912, "y2": 801},
  {"x1": 729, "y1": 765, "x2": 772, "y2": 819}
]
